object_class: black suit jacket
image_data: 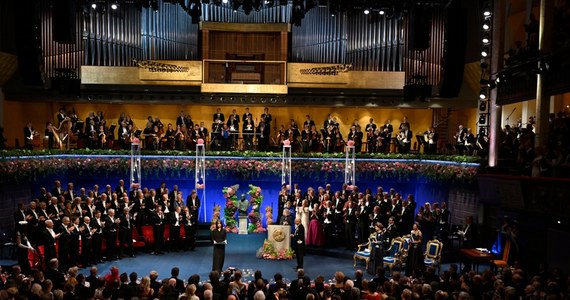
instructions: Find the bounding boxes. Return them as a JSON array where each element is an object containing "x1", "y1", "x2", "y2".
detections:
[{"x1": 293, "y1": 224, "x2": 305, "y2": 251}]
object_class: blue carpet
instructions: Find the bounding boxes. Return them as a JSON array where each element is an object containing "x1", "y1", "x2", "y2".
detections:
[{"x1": 2, "y1": 233, "x2": 489, "y2": 283}]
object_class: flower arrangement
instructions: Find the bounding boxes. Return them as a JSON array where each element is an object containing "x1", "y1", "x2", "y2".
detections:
[
  {"x1": 265, "y1": 206, "x2": 273, "y2": 226},
  {"x1": 247, "y1": 185, "x2": 266, "y2": 233},
  {"x1": 210, "y1": 204, "x2": 222, "y2": 230},
  {"x1": 0, "y1": 154, "x2": 479, "y2": 184},
  {"x1": 259, "y1": 239, "x2": 294, "y2": 260},
  {"x1": 223, "y1": 184, "x2": 239, "y2": 232}
]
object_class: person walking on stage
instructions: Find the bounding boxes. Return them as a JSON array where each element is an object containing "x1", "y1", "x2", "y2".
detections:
[
  {"x1": 291, "y1": 217, "x2": 305, "y2": 270},
  {"x1": 211, "y1": 219, "x2": 227, "y2": 272}
]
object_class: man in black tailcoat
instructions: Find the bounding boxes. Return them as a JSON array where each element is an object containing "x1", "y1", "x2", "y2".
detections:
[{"x1": 292, "y1": 218, "x2": 305, "y2": 270}]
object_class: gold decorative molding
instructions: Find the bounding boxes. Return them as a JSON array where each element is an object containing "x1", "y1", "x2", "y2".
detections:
[
  {"x1": 201, "y1": 83, "x2": 288, "y2": 94},
  {"x1": 200, "y1": 22, "x2": 290, "y2": 32},
  {"x1": 299, "y1": 64, "x2": 352, "y2": 76},
  {"x1": 137, "y1": 60, "x2": 202, "y2": 82}
]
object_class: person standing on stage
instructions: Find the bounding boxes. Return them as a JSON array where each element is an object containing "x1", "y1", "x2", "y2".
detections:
[
  {"x1": 211, "y1": 219, "x2": 227, "y2": 272},
  {"x1": 291, "y1": 217, "x2": 305, "y2": 270}
]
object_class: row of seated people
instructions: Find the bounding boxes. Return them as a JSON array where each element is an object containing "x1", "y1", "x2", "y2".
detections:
[{"x1": 1, "y1": 253, "x2": 567, "y2": 300}]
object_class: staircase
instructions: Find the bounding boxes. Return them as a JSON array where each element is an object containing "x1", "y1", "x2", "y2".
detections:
[{"x1": 434, "y1": 108, "x2": 453, "y2": 153}]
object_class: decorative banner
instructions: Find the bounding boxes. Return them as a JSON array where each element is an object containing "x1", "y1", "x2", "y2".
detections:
[
  {"x1": 196, "y1": 143, "x2": 206, "y2": 222},
  {"x1": 130, "y1": 139, "x2": 141, "y2": 187}
]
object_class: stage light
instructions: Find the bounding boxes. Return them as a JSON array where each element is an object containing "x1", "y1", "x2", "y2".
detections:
[
  {"x1": 482, "y1": 33, "x2": 490, "y2": 44},
  {"x1": 479, "y1": 115, "x2": 487, "y2": 125},
  {"x1": 481, "y1": 47, "x2": 489, "y2": 57},
  {"x1": 222, "y1": 0, "x2": 228, "y2": 3},
  {"x1": 91, "y1": 2, "x2": 97, "y2": 9},
  {"x1": 111, "y1": 3, "x2": 118, "y2": 9},
  {"x1": 379, "y1": 9, "x2": 385, "y2": 15},
  {"x1": 483, "y1": 20, "x2": 490, "y2": 30},
  {"x1": 364, "y1": 8, "x2": 369, "y2": 14},
  {"x1": 479, "y1": 89, "x2": 486, "y2": 99},
  {"x1": 479, "y1": 101, "x2": 487, "y2": 112},
  {"x1": 483, "y1": 7, "x2": 492, "y2": 17}
]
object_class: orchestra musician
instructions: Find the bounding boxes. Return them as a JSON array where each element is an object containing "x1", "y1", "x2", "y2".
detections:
[
  {"x1": 397, "y1": 125, "x2": 413, "y2": 154},
  {"x1": 45, "y1": 122, "x2": 56, "y2": 149},
  {"x1": 380, "y1": 120, "x2": 393, "y2": 153},
  {"x1": 213, "y1": 107, "x2": 225, "y2": 123},
  {"x1": 452, "y1": 125, "x2": 467, "y2": 155},
  {"x1": 162, "y1": 123, "x2": 175, "y2": 150},
  {"x1": 423, "y1": 127, "x2": 439, "y2": 154},
  {"x1": 97, "y1": 124, "x2": 107, "y2": 149},
  {"x1": 242, "y1": 107, "x2": 252, "y2": 122},
  {"x1": 301, "y1": 124, "x2": 311, "y2": 153},
  {"x1": 175, "y1": 124, "x2": 186, "y2": 150},
  {"x1": 261, "y1": 107, "x2": 272, "y2": 134},
  {"x1": 365, "y1": 118, "x2": 377, "y2": 153},
  {"x1": 309, "y1": 124, "x2": 321, "y2": 152},
  {"x1": 243, "y1": 115, "x2": 255, "y2": 150},
  {"x1": 24, "y1": 122, "x2": 37, "y2": 150},
  {"x1": 464, "y1": 128, "x2": 476, "y2": 156},
  {"x1": 118, "y1": 122, "x2": 130, "y2": 150}
]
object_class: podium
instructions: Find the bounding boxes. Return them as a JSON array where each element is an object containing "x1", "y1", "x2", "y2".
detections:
[
  {"x1": 238, "y1": 216, "x2": 248, "y2": 235},
  {"x1": 267, "y1": 225, "x2": 290, "y2": 252}
]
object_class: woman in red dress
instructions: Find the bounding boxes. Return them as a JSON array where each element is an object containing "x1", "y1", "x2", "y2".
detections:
[{"x1": 306, "y1": 203, "x2": 325, "y2": 247}]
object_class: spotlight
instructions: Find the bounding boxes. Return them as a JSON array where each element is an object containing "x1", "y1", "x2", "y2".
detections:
[
  {"x1": 364, "y1": 8, "x2": 369, "y2": 15},
  {"x1": 479, "y1": 101, "x2": 487, "y2": 111},
  {"x1": 222, "y1": 0, "x2": 228, "y2": 3},
  {"x1": 483, "y1": 20, "x2": 490, "y2": 30},
  {"x1": 111, "y1": 3, "x2": 118, "y2": 9},
  {"x1": 260, "y1": 98, "x2": 267, "y2": 103},
  {"x1": 479, "y1": 115, "x2": 487, "y2": 125},
  {"x1": 481, "y1": 47, "x2": 489, "y2": 57},
  {"x1": 270, "y1": 98, "x2": 277, "y2": 103},
  {"x1": 479, "y1": 89, "x2": 486, "y2": 99},
  {"x1": 91, "y1": 2, "x2": 97, "y2": 9},
  {"x1": 482, "y1": 33, "x2": 490, "y2": 44},
  {"x1": 483, "y1": 7, "x2": 492, "y2": 17},
  {"x1": 379, "y1": 9, "x2": 385, "y2": 15}
]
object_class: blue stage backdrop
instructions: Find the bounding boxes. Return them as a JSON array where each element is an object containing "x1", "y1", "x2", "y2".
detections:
[{"x1": 24, "y1": 157, "x2": 463, "y2": 225}]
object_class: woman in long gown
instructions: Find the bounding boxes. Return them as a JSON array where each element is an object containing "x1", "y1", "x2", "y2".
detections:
[
  {"x1": 211, "y1": 219, "x2": 227, "y2": 272},
  {"x1": 296, "y1": 200, "x2": 310, "y2": 240},
  {"x1": 406, "y1": 223, "x2": 424, "y2": 278},
  {"x1": 307, "y1": 203, "x2": 325, "y2": 246}
]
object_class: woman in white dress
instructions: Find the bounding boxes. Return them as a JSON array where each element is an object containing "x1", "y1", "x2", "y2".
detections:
[{"x1": 296, "y1": 199, "x2": 310, "y2": 240}]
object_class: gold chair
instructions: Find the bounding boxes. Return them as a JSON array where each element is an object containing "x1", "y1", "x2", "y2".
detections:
[
  {"x1": 394, "y1": 235, "x2": 411, "y2": 272},
  {"x1": 423, "y1": 239, "x2": 444, "y2": 274},
  {"x1": 491, "y1": 239, "x2": 511, "y2": 272},
  {"x1": 353, "y1": 234, "x2": 375, "y2": 269},
  {"x1": 383, "y1": 237, "x2": 404, "y2": 274}
]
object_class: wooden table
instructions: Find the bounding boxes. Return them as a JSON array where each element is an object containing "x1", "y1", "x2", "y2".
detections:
[{"x1": 459, "y1": 249, "x2": 495, "y2": 272}]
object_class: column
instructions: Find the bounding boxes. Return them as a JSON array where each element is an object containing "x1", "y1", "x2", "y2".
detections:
[
  {"x1": 488, "y1": 0, "x2": 506, "y2": 167},
  {"x1": 534, "y1": 0, "x2": 554, "y2": 147}
]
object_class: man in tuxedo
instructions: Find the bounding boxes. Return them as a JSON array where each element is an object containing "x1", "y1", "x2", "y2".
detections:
[
  {"x1": 90, "y1": 210, "x2": 104, "y2": 264},
  {"x1": 176, "y1": 110, "x2": 188, "y2": 129},
  {"x1": 385, "y1": 217, "x2": 399, "y2": 244},
  {"x1": 256, "y1": 121, "x2": 270, "y2": 151},
  {"x1": 459, "y1": 215, "x2": 476, "y2": 273},
  {"x1": 24, "y1": 122, "x2": 35, "y2": 150},
  {"x1": 115, "y1": 179, "x2": 127, "y2": 197},
  {"x1": 213, "y1": 107, "x2": 225, "y2": 123},
  {"x1": 103, "y1": 208, "x2": 119, "y2": 261},
  {"x1": 169, "y1": 206, "x2": 183, "y2": 252},
  {"x1": 150, "y1": 205, "x2": 166, "y2": 255},
  {"x1": 52, "y1": 180, "x2": 63, "y2": 198},
  {"x1": 292, "y1": 217, "x2": 305, "y2": 270},
  {"x1": 42, "y1": 219, "x2": 61, "y2": 265},
  {"x1": 344, "y1": 201, "x2": 357, "y2": 250},
  {"x1": 186, "y1": 190, "x2": 200, "y2": 223},
  {"x1": 242, "y1": 107, "x2": 252, "y2": 122},
  {"x1": 80, "y1": 216, "x2": 95, "y2": 267},
  {"x1": 182, "y1": 207, "x2": 196, "y2": 251},
  {"x1": 261, "y1": 107, "x2": 272, "y2": 133},
  {"x1": 119, "y1": 207, "x2": 135, "y2": 257}
]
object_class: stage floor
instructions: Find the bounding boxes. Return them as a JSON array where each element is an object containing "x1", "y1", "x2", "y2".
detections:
[{"x1": 2, "y1": 232, "x2": 474, "y2": 283}]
